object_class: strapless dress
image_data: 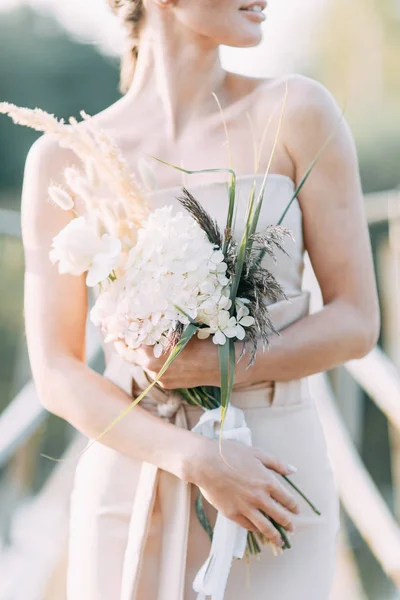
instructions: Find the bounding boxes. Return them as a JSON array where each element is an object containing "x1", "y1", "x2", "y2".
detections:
[{"x1": 66, "y1": 174, "x2": 341, "y2": 600}]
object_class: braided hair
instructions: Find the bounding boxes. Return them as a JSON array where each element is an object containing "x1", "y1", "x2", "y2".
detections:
[{"x1": 108, "y1": 0, "x2": 146, "y2": 93}]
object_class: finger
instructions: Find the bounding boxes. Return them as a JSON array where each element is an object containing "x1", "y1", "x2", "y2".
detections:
[
  {"x1": 257, "y1": 495, "x2": 295, "y2": 532},
  {"x1": 254, "y1": 448, "x2": 297, "y2": 476},
  {"x1": 247, "y1": 509, "x2": 284, "y2": 547},
  {"x1": 234, "y1": 515, "x2": 259, "y2": 533},
  {"x1": 113, "y1": 341, "x2": 139, "y2": 363},
  {"x1": 269, "y1": 480, "x2": 300, "y2": 515}
]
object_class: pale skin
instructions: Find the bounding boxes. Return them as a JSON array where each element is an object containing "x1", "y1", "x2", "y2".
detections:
[{"x1": 21, "y1": 0, "x2": 380, "y2": 547}]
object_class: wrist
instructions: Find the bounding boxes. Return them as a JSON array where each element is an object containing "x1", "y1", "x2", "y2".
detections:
[
  {"x1": 178, "y1": 433, "x2": 211, "y2": 485},
  {"x1": 234, "y1": 343, "x2": 271, "y2": 386}
]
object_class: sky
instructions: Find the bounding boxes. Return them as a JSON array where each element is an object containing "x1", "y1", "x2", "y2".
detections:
[{"x1": 0, "y1": 0, "x2": 326, "y2": 76}]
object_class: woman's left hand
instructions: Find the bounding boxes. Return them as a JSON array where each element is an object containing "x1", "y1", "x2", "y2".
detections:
[
  {"x1": 115, "y1": 336, "x2": 222, "y2": 389},
  {"x1": 114, "y1": 337, "x2": 263, "y2": 390}
]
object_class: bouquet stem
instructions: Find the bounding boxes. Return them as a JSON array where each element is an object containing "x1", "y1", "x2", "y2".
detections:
[{"x1": 177, "y1": 385, "x2": 320, "y2": 555}]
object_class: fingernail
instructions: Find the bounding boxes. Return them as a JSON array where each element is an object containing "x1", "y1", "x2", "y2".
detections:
[{"x1": 287, "y1": 464, "x2": 297, "y2": 473}]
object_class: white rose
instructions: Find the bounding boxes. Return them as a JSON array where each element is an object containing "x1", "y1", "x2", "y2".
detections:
[
  {"x1": 49, "y1": 216, "x2": 121, "y2": 287},
  {"x1": 86, "y1": 234, "x2": 122, "y2": 287}
]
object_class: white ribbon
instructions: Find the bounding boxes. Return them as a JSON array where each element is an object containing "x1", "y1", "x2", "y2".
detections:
[{"x1": 191, "y1": 405, "x2": 252, "y2": 600}]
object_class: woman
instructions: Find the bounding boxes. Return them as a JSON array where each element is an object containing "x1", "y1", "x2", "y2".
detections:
[{"x1": 21, "y1": 0, "x2": 380, "y2": 598}]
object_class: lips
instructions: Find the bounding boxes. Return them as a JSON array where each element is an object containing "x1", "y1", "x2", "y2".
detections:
[{"x1": 239, "y1": 0, "x2": 267, "y2": 11}]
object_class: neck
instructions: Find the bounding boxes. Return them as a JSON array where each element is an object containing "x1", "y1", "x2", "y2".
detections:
[{"x1": 123, "y1": 20, "x2": 227, "y2": 140}]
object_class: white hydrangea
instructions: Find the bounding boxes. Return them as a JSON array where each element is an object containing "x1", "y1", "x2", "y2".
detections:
[{"x1": 90, "y1": 206, "x2": 254, "y2": 356}]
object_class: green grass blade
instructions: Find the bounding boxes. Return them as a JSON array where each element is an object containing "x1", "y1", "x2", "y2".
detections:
[
  {"x1": 148, "y1": 155, "x2": 235, "y2": 181},
  {"x1": 226, "y1": 179, "x2": 258, "y2": 304},
  {"x1": 281, "y1": 474, "x2": 321, "y2": 515},
  {"x1": 223, "y1": 172, "x2": 237, "y2": 253},
  {"x1": 41, "y1": 324, "x2": 199, "y2": 463},
  {"x1": 218, "y1": 342, "x2": 230, "y2": 447},
  {"x1": 173, "y1": 304, "x2": 198, "y2": 326},
  {"x1": 217, "y1": 339, "x2": 236, "y2": 449},
  {"x1": 247, "y1": 78, "x2": 289, "y2": 241},
  {"x1": 228, "y1": 339, "x2": 236, "y2": 405},
  {"x1": 276, "y1": 106, "x2": 347, "y2": 226},
  {"x1": 229, "y1": 214, "x2": 253, "y2": 302}
]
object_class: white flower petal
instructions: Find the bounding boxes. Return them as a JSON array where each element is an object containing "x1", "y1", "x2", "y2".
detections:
[
  {"x1": 223, "y1": 326, "x2": 238, "y2": 339},
  {"x1": 211, "y1": 250, "x2": 224, "y2": 264},
  {"x1": 235, "y1": 324, "x2": 246, "y2": 340},
  {"x1": 227, "y1": 316, "x2": 237, "y2": 328},
  {"x1": 239, "y1": 316, "x2": 255, "y2": 327},
  {"x1": 199, "y1": 280, "x2": 215, "y2": 295},
  {"x1": 218, "y1": 296, "x2": 232, "y2": 310},
  {"x1": 153, "y1": 343, "x2": 163, "y2": 358},
  {"x1": 218, "y1": 276, "x2": 230, "y2": 286},
  {"x1": 237, "y1": 305, "x2": 250, "y2": 320},
  {"x1": 217, "y1": 310, "x2": 231, "y2": 329},
  {"x1": 197, "y1": 328, "x2": 212, "y2": 340},
  {"x1": 216, "y1": 262, "x2": 227, "y2": 273},
  {"x1": 213, "y1": 330, "x2": 227, "y2": 345}
]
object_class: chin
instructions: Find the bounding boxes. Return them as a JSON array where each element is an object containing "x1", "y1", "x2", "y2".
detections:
[{"x1": 221, "y1": 30, "x2": 264, "y2": 49}]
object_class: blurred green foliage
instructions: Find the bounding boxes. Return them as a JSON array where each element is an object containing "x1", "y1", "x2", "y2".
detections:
[
  {"x1": 310, "y1": 0, "x2": 400, "y2": 195},
  {"x1": 0, "y1": 6, "x2": 121, "y2": 205},
  {"x1": 0, "y1": 6, "x2": 121, "y2": 410}
]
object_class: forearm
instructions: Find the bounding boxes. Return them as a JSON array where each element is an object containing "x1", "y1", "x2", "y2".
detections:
[
  {"x1": 236, "y1": 299, "x2": 377, "y2": 385},
  {"x1": 38, "y1": 355, "x2": 199, "y2": 480}
]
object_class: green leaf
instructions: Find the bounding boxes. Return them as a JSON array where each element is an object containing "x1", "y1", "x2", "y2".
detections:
[
  {"x1": 223, "y1": 172, "x2": 237, "y2": 253},
  {"x1": 281, "y1": 474, "x2": 321, "y2": 515},
  {"x1": 228, "y1": 179, "x2": 258, "y2": 304},
  {"x1": 173, "y1": 304, "x2": 198, "y2": 326},
  {"x1": 217, "y1": 339, "x2": 236, "y2": 446},
  {"x1": 218, "y1": 341, "x2": 230, "y2": 445},
  {"x1": 195, "y1": 490, "x2": 214, "y2": 542},
  {"x1": 228, "y1": 340, "x2": 236, "y2": 404}
]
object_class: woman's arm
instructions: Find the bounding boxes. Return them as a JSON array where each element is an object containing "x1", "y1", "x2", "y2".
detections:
[
  {"x1": 241, "y1": 76, "x2": 380, "y2": 383},
  {"x1": 137, "y1": 76, "x2": 380, "y2": 389},
  {"x1": 21, "y1": 134, "x2": 197, "y2": 479},
  {"x1": 21, "y1": 133, "x2": 299, "y2": 546}
]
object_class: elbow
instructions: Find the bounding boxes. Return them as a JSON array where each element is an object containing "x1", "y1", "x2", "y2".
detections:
[
  {"x1": 33, "y1": 355, "x2": 81, "y2": 418},
  {"x1": 35, "y1": 369, "x2": 63, "y2": 417},
  {"x1": 351, "y1": 311, "x2": 381, "y2": 360}
]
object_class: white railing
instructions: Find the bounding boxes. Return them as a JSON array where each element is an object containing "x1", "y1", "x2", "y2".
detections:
[{"x1": 1, "y1": 192, "x2": 400, "y2": 598}]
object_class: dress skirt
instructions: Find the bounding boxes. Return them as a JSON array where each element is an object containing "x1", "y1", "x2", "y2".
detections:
[{"x1": 66, "y1": 353, "x2": 341, "y2": 600}]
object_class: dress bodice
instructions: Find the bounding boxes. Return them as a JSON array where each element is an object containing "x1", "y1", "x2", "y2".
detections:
[
  {"x1": 94, "y1": 173, "x2": 310, "y2": 367},
  {"x1": 146, "y1": 173, "x2": 305, "y2": 298}
]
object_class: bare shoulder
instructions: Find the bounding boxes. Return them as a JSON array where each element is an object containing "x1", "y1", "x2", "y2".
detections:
[
  {"x1": 227, "y1": 71, "x2": 346, "y2": 140},
  {"x1": 282, "y1": 74, "x2": 346, "y2": 136},
  {"x1": 275, "y1": 74, "x2": 359, "y2": 188},
  {"x1": 21, "y1": 134, "x2": 78, "y2": 245},
  {"x1": 25, "y1": 132, "x2": 77, "y2": 184},
  {"x1": 24, "y1": 91, "x2": 126, "y2": 173}
]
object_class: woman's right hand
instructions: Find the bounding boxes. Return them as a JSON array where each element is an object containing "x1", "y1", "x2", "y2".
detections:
[{"x1": 184, "y1": 437, "x2": 300, "y2": 547}]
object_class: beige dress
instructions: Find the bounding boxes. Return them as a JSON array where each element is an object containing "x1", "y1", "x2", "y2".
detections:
[{"x1": 66, "y1": 174, "x2": 341, "y2": 600}]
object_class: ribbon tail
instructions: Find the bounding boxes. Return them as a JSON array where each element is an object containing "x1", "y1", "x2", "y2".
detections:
[
  {"x1": 156, "y1": 405, "x2": 191, "y2": 600},
  {"x1": 193, "y1": 511, "x2": 248, "y2": 600},
  {"x1": 120, "y1": 461, "x2": 159, "y2": 600}
]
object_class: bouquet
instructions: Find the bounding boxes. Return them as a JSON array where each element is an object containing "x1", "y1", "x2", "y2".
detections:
[{"x1": 1, "y1": 86, "x2": 338, "y2": 599}]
